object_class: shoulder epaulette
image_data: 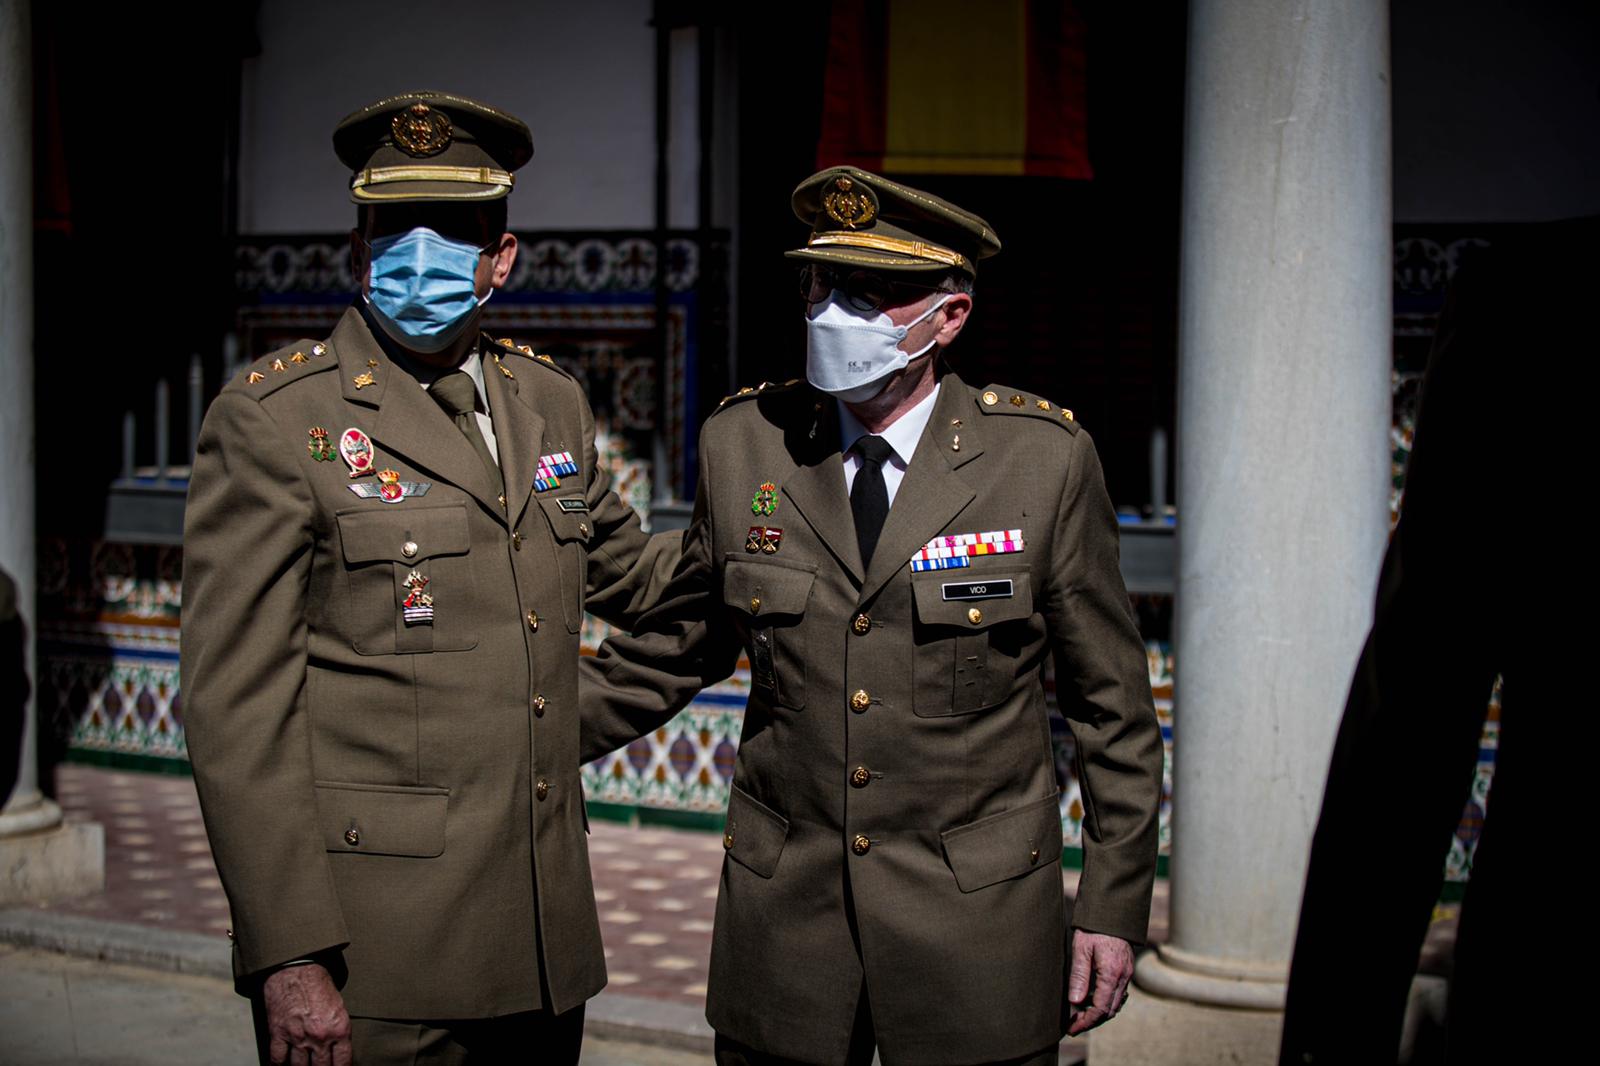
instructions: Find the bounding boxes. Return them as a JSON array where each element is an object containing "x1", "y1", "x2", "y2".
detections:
[
  {"x1": 975, "y1": 385, "x2": 1079, "y2": 434},
  {"x1": 491, "y1": 336, "x2": 572, "y2": 381},
  {"x1": 227, "y1": 339, "x2": 335, "y2": 397},
  {"x1": 713, "y1": 378, "x2": 806, "y2": 412}
]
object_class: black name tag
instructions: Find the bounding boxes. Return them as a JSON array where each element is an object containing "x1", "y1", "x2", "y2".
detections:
[
  {"x1": 941, "y1": 579, "x2": 1014, "y2": 601},
  {"x1": 556, "y1": 498, "x2": 588, "y2": 513}
]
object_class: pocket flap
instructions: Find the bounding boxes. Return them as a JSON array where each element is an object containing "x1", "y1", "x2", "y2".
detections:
[
  {"x1": 337, "y1": 504, "x2": 470, "y2": 565},
  {"x1": 315, "y1": 781, "x2": 450, "y2": 858},
  {"x1": 537, "y1": 496, "x2": 593, "y2": 544},
  {"x1": 722, "y1": 784, "x2": 790, "y2": 879},
  {"x1": 913, "y1": 570, "x2": 1034, "y2": 629},
  {"x1": 940, "y1": 792, "x2": 1062, "y2": 893},
  {"x1": 723, "y1": 558, "x2": 816, "y2": 618}
]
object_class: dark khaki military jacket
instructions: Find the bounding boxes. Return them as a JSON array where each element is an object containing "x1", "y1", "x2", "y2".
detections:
[
  {"x1": 181, "y1": 307, "x2": 674, "y2": 1019},
  {"x1": 581, "y1": 373, "x2": 1163, "y2": 1064}
]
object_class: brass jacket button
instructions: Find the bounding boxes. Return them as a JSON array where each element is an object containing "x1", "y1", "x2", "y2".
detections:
[
  {"x1": 532, "y1": 694, "x2": 546, "y2": 717},
  {"x1": 850, "y1": 766, "x2": 871, "y2": 789},
  {"x1": 851, "y1": 613, "x2": 871, "y2": 635},
  {"x1": 512, "y1": 531, "x2": 523, "y2": 551},
  {"x1": 526, "y1": 610, "x2": 539, "y2": 631},
  {"x1": 343, "y1": 828, "x2": 360, "y2": 847},
  {"x1": 536, "y1": 779, "x2": 550, "y2": 801},
  {"x1": 967, "y1": 607, "x2": 983, "y2": 625},
  {"x1": 851, "y1": 834, "x2": 871, "y2": 856},
  {"x1": 750, "y1": 596, "x2": 761, "y2": 613},
  {"x1": 401, "y1": 541, "x2": 419, "y2": 559},
  {"x1": 850, "y1": 689, "x2": 871, "y2": 712},
  {"x1": 1030, "y1": 846, "x2": 1042, "y2": 863},
  {"x1": 723, "y1": 822, "x2": 736, "y2": 849}
]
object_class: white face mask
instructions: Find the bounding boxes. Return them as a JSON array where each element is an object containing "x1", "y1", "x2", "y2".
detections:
[{"x1": 805, "y1": 291, "x2": 951, "y2": 404}]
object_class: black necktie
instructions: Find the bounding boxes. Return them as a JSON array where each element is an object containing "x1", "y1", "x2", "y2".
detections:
[
  {"x1": 850, "y1": 435, "x2": 895, "y2": 569},
  {"x1": 430, "y1": 370, "x2": 503, "y2": 493}
]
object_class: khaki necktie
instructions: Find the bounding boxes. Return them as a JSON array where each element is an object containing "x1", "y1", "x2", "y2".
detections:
[{"x1": 430, "y1": 371, "x2": 502, "y2": 493}]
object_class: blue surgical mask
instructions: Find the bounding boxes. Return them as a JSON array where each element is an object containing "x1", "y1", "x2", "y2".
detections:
[{"x1": 363, "y1": 227, "x2": 492, "y2": 353}]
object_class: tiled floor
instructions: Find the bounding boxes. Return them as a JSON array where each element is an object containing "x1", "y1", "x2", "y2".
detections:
[{"x1": 46, "y1": 764, "x2": 1170, "y2": 1008}]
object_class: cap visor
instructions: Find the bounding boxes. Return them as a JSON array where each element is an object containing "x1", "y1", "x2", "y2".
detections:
[
  {"x1": 350, "y1": 179, "x2": 510, "y2": 203},
  {"x1": 783, "y1": 246, "x2": 959, "y2": 275}
]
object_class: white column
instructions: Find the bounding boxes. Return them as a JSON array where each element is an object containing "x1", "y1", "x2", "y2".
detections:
[
  {"x1": 1094, "y1": 0, "x2": 1392, "y2": 1061},
  {"x1": 0, "y1": 0, "x2": 103, "y2": 903}
]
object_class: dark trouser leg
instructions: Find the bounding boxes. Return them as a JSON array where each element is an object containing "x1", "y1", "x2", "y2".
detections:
[{"x1": 248, "y1": 1004, "x2": 586, "y2": 1066}]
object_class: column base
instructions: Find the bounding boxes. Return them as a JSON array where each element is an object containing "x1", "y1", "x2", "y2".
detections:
[
  {"x1": 1089, "y1": 985, "x2": 1284, "y2": 1066},
  {"x1": 0, "y1": 801, "x2": 105, "y2": 905}
]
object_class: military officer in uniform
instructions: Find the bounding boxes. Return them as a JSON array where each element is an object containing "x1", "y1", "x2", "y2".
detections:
[
  {"x1": 579, "y1": 167, "x2": 1164, "y2": 1064},
  {"x1": 182, "y1": 92, "x2": 676, "y2": 1064}
]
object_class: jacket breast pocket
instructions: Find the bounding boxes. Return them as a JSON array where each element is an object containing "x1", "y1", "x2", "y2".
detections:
[
  {"x1": 536, "y1": 495, "x2": 593, "y2": 633},
  {"x1": 910, "y1": 571, "x2": 1034, "y2": 716},
  {"x1": 723, "y1": 557, "x2": 815, "y2": 710},
  {"x1": 337, "y1": 503, "x2": 476, "y2": 655}
]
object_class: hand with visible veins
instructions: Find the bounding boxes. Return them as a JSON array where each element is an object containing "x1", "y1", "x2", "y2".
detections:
[
  {"x1": 262, "y1": 963, "x2": 352, "y2": 1066},
  {"x1": 1065, "y1": 930, "x2": 1135, "y2": 1036}
]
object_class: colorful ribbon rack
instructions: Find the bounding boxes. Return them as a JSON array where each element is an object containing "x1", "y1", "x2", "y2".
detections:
[
  {"x1": 909, "y1": 529, "x2": 1025, "y2": 572},
  {"x1": 534, "y1": 451, "x2": 580, "y2": 492}
]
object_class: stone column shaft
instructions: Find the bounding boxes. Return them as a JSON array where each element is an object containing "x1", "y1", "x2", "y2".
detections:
[{"x1": 1096, "y1": 0, "x2": 1392, "y2": 1061}]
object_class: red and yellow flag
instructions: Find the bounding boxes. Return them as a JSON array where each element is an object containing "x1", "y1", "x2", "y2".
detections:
[{"x1": 817, "y1": 0, "x2": 1091, "y2": 179}]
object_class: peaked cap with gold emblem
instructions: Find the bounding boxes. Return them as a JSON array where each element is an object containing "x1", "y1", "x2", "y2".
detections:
[
  {"x1": 786, "y1": 166, "x2": 1001, "y2": 278},
  {"x1": 333, "y1": 91, "x2": 534, "y2": 203}
]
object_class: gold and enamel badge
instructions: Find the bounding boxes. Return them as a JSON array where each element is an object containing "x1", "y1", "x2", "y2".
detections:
[
  {"x1": 339, "y1": 427, "x2": 375, "y2": 478},
  {"x1": 307, "y1": 426, "x2": 335, "y2": 462},
  {"x1": 401, "y1": 570, "x2": 434, "y2": 626},
  {"x1": 746, "y1": 526, "x2": 783, "y2": 554},
  {"x1": 391, "y1": 102, "x2": 453, "y2": 158},
  {"x1": 750, "y1": 481, "x2": 778, "y2": 518},
  {"x1": 822, "y1": 176, "x2": 877, "y2": 230}
]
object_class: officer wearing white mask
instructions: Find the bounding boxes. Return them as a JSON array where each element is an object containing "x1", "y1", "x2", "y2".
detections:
[
  {"x1": 580, "y1": 166, "x2": 1164, "y2": 1065},
  {"x1": 182, "y1": 91, "x2": 680, "y2": 1065}
]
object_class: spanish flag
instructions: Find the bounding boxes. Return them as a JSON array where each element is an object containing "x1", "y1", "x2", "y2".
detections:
[{"x1": 817, "y1": 0, "x2": 1091, "y2": 179}]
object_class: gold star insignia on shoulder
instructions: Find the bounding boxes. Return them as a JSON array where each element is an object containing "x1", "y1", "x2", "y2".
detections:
[
  {"x1": 1036, "y1": 400, "x2": 1050, "y2": 411},
  {"x1": 271, "y1": 358, "x2": 287, "y2": 373},
  {"x1": 499, "y1": 337, "x2": 516, "y2": 350},
  {"x1": 1009, "y1": 394, "x2": 1025, "y2": 407},
  {"x1": 536, "y1": 354, "x2": 554, "y2": 364},
  {"x1": 290, "y1": 351, "x2": 308, "y2": 365},
  {"x1": 247, "y1": 371, "x2": 265, "y2": 384},
  {"x1": 353, "y1": 371, "x2": 376, "y2": 389},
  {"x1": 367, "y1": 359, "x2": 379, "y2": 369},
  {"x1": 1061, "y1": 409, "x2": 1074, "y2": 422}
]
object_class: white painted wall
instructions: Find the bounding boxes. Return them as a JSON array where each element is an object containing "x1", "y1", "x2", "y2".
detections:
[{"x1": 240, "y1": 0, "x2": 707, "y2": 233}]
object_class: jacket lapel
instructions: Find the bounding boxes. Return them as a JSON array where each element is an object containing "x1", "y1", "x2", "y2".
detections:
[
  {"x1": 333, "y1": 309, "x2": 505, "y2": 519},
  {"x1": 481, "y1": 348, "x2": 545, "y2": 529},
  {"x1": 780, "y1": 397, "x2": 865, "y2": 584},
  {"x1": 858, "y1": 379, "x2": 979, "y2": 603}
]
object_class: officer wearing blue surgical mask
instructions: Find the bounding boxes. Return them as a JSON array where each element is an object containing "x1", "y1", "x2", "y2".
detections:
[{"x1": 181, "y1": 92, "x2": 682, "y2": 1066}]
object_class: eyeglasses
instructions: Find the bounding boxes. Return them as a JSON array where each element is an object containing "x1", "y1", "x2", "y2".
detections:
[{"x1": 798, "y1": 264, "x2": 944, "y2": 314}]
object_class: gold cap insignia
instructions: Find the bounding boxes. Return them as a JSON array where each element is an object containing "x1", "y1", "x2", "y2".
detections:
[
  {"x1": 391, "y1": 103, "x2": 453, "y2": 158},
  {"x1": 822, "y1": 176, "x2": 878, "y2": 231}
]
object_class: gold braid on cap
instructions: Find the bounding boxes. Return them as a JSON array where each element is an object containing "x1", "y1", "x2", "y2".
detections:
[
  {"x1": 352, "y1": 165, "x2": 514, "y2": 192},
  {"x1": 806, "y1": 232, "x2": 969, "y2": 270}
]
